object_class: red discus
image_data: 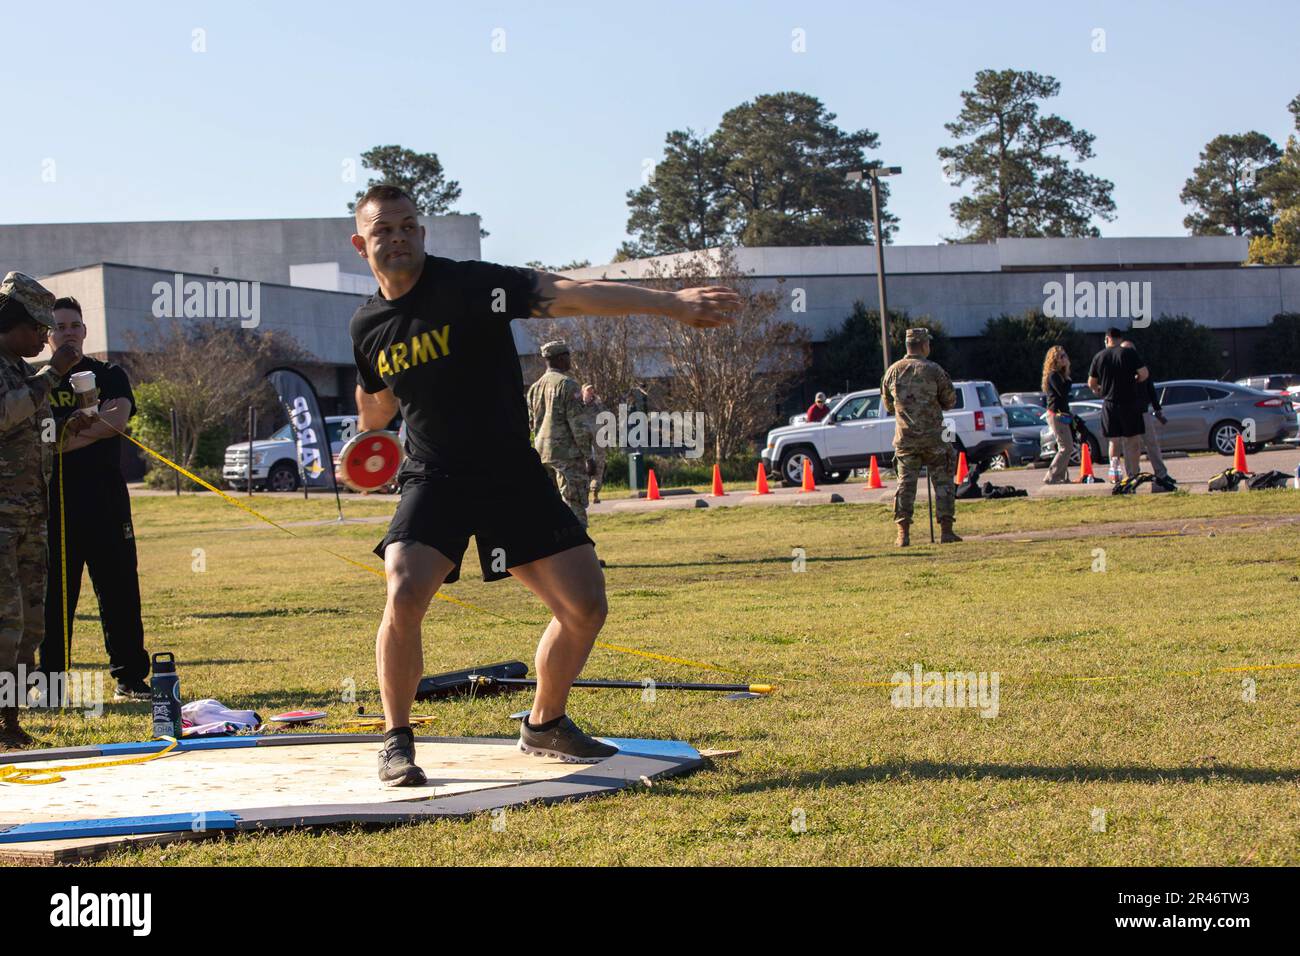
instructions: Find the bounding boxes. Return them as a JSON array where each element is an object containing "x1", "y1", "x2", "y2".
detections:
[
  {"x1": 268, "y1": 710, "x2": 328, "y2": 725},
  {"x1": 337, "y1": 430, "x2": 403, "y2": 492}
]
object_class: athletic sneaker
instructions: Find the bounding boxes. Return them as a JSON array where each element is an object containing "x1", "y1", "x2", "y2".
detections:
[
  {"x1": 114, "y1": 680, "x2": 151, "y2": 702},
  {"x1": 378, "y1": 728, "x2": 428, "y2": 787},
  {"x1": 518, "y1": 715, "x2": 617, "y2": 763}
]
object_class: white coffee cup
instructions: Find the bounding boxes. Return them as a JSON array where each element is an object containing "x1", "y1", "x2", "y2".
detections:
[{"x1": 69, "y1": 370, "x2": 99, "y2": 415}]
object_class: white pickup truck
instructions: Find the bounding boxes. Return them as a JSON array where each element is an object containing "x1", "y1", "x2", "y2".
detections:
[
  {"x1": 223, "y1": 415, "x2": 355, "y2": 492},
  {"x1": 761, "y1": 381, "x2": 1013, "y2": 486}
]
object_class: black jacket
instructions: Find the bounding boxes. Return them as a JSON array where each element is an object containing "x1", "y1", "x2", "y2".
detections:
[{"x1": 1046, "y1": 371, "x2": 1071, "y2": 414}]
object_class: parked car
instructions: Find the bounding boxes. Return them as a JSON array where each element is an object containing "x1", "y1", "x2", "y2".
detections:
[
  {"x1": 993, "y1": 403, "x2": 1048, "y2": 468},
  {"x1": 761, "y1": 381, "x2": 1013, "y2": 486},
  {"x1": 1039, "y1": 381, "x2": 1298, "y2": 462},
  {"x1": 1009, "y1": 383, "x2": 1090, "y2": 404},
  {"x1": 224, "y1": 415, "x2": 357, "y2": 492},
  {"x1": 1038, "y1": 401, "x2": 1107, "y2": 466},
  {"x1": 1000, "y1": 391, "x2": 1046, "y2": 407},
  {"x1": 1156, "y1": 380, "x2": 1297, "y2": 454},
  {"x1": 1289, "y1": 385, "x2": 1300, "y2": 443},
  {"x1": 1235, "y1": 372, "x2": 1300, "y2": 393},
  {"x1": 1068, "y1": 382, "x2": 1096, "y2": 403}
]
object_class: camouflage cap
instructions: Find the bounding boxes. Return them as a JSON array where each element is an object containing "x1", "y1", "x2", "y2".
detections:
[
  {"x1": 905, "y1": 327, "x2": 931, "y2": 345},
  {"x1": 540, "y1": 340, "x2": 570, "y2": 358},
  {"x1": 0, "y1": 271, "x2": 56, "y2": 330}
]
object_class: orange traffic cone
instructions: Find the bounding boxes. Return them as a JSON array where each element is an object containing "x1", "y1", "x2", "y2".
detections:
[
  {"x1": 711, "y1": 463, "x2": 727, "y2": 497},
  {"x1": 954, "y1": 451, "x2": 969, "y2": 485},
  {"x1": 754, "y1": 463, "x2": 771, "y2": 495},
  {"x1": 646, "y1": 468, "x2": 662, "y2": 501},
  {"x1": 1078, "y1": 442, "x2": 1095, "y2": 482},
  {"x1": 867, "y1": 455, "x2": 883, "y2": 489},
  {"x1": 801, "y1": 457, "x2": 817, "y2": 492},
  {"x1": 1233, "y1": 434, "x2": 1249, "y2": 473}
]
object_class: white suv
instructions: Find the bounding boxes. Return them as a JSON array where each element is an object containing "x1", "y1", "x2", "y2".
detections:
[{"x1": 761, "y1": 381, "x2": 1013, "y2": 486}]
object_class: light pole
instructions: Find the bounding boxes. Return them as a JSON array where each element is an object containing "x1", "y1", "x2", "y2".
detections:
[{"x1": 847, "y1": 166, "x2": 901, "y2": 372}]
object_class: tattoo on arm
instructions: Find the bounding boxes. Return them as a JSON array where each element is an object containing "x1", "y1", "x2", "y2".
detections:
[{"x1": 530, "y1": 271, "x2": 557, "y2": 318}]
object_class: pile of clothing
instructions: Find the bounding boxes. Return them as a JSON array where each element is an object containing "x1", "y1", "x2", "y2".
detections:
[
  {"x1": 180, "y1": 699, "x2": 262, "y2": 737},
  {"x1": 956, "y1": 462, "x2": 1028, "y2": 500}
]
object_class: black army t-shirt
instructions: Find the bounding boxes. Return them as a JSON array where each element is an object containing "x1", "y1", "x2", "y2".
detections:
[
  {"x1": 49, "y1": 356, "x2": 136, "y2": 490},
  {"x1": 350, "y1": 256, "x2": 541, "y2": 475},
  {"x1": 1088, "y1": 345, "x2": 1144, "y2": 406}
]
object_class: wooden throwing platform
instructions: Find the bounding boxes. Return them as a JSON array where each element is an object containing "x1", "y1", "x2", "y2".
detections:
[{"x1": 0, "y1": 733, "x2": 704, "y2": 863}]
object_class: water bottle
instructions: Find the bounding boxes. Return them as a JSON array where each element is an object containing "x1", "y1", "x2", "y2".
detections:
[
  {"x1": 1294, "y1": 462, "x2": 1300, "y2": 490},
  {"x1": 1108, "y1": 455, "x2": 1121, "y2": 484},
  {"x1": 150, "y1": 652, "x2": 182, "y2": 739}
]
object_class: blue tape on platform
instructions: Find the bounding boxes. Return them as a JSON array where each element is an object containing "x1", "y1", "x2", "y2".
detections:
[
  {"x1": 0, "y1": 811, "x2": 239, "y2": 843},
  {"x1": 96, "y1": 737, "x2": 263, "y2": 756},
  {"x1": 601, "y1": 738, "x2": 700, "y2": 760}
]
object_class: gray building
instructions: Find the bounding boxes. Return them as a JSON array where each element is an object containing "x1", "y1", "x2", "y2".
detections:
[
  {"x1": 1, "y1": 214, "x2": 480, "y2": 286},
  {"x1": 555, "y1": 237, "x2": 1300, "y2": 378}
]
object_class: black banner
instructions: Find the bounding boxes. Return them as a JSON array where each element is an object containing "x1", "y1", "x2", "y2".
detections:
[{"x1": 265, "y1": 366, "x2": 342, "y2": 514}]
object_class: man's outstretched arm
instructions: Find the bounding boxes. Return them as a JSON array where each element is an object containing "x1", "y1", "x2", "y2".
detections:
[{"x1": 530, "y1": 273, "x2": 740, "y2": 328}]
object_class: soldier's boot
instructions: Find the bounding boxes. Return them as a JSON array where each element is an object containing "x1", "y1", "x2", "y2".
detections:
[
  {"x1": 895, "y1": 520, "x2": 911, "y2": 547},
  {"x1": 938, "y1": 517, "x2": 962, "y2": 544},
  {"x1": 0, "y1": 704, "x2": 34, "y2": 750}
]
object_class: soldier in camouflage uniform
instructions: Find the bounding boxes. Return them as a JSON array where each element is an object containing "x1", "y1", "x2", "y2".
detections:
[
  {"x1": 527, "y1": 341, "x2": 596, "y2": 528},
  {"x1": 581, "y1": 384, "x2": 607, "y2": 503},
  {"x1": 0, "y1": 273, "x2": 84, "y2": 748},
  {"x1": 882, "y1": 327, "x2": 960, "y2": 546}
]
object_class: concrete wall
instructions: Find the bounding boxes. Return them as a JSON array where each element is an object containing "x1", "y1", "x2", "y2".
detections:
[
  {"x1": 37, "y1": 264, "x2": 366, "y2": 377},
  {"x1": 3, "y1": 215, "x2": 480, "y2": 285},
  {"x1": 39, "y1": 266, "x2": 110, "y2": 355},
  {"x1": 101, "y1": 265, "x2": 367, "y2": 365}
]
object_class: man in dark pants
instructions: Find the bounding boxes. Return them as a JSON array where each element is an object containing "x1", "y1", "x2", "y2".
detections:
[
  {"x1": 40, "y1": 297, "x2": 151, "y2": 701},
  {"x1": 1088, "y1": 326, "x2": 1150, "y2": 480},
  {"x1": 1121, "y1": 339, "x2": 1175, "y2": 492}
]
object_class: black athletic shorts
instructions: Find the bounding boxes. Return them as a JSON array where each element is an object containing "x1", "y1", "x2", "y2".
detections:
[
  {"x1": 1100, "y1": 401, "x2": 1145, "y2": 438},
  {"x1": 373, "y1": 455, "x2": 593, "y2": 583}
]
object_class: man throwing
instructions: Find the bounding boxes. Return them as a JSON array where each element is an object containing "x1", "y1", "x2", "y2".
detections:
[
  {"x1": 348, "y1": 185, "x2": 739, "y2": 785},
  {"x1": 883, "y1": 328, "x2": 959, "y2": 546}
]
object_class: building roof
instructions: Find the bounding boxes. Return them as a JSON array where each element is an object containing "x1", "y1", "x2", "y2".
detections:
[{"x1": 566, "y1": 236, "x2": 1252, "y2": 280}]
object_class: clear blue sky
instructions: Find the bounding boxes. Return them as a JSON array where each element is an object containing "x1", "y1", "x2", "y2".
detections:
[{"x1": 3, "y1": 1, "x2": 1296, "y2": 267}]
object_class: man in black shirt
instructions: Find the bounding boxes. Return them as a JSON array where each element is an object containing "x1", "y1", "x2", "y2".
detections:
[
  {"x1": 349, "y1": 185, "x2": 740, "y2": 785},
  {"x1": 1088, "y1": 326, "x2": 1150, "y2": 480},
  {"x1": 1120, "y1": 339, "x2": 1174, "y2": 491},
  {"x1": 40, "y1": 298, "x2": 151, "y2": 700}
]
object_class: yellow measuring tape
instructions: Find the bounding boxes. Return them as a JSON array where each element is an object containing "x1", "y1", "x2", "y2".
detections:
[
  {"x1": 0, "y1": 736, "x2": 179, "y2": 786},
  {"x1": 54, "y1": 422, "x2": 1300, "y2": 695}
]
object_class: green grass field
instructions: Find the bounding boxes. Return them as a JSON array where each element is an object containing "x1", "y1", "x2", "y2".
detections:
[{"x1": 16, "y1": 488, "x2": 1300, "y2": 866}]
